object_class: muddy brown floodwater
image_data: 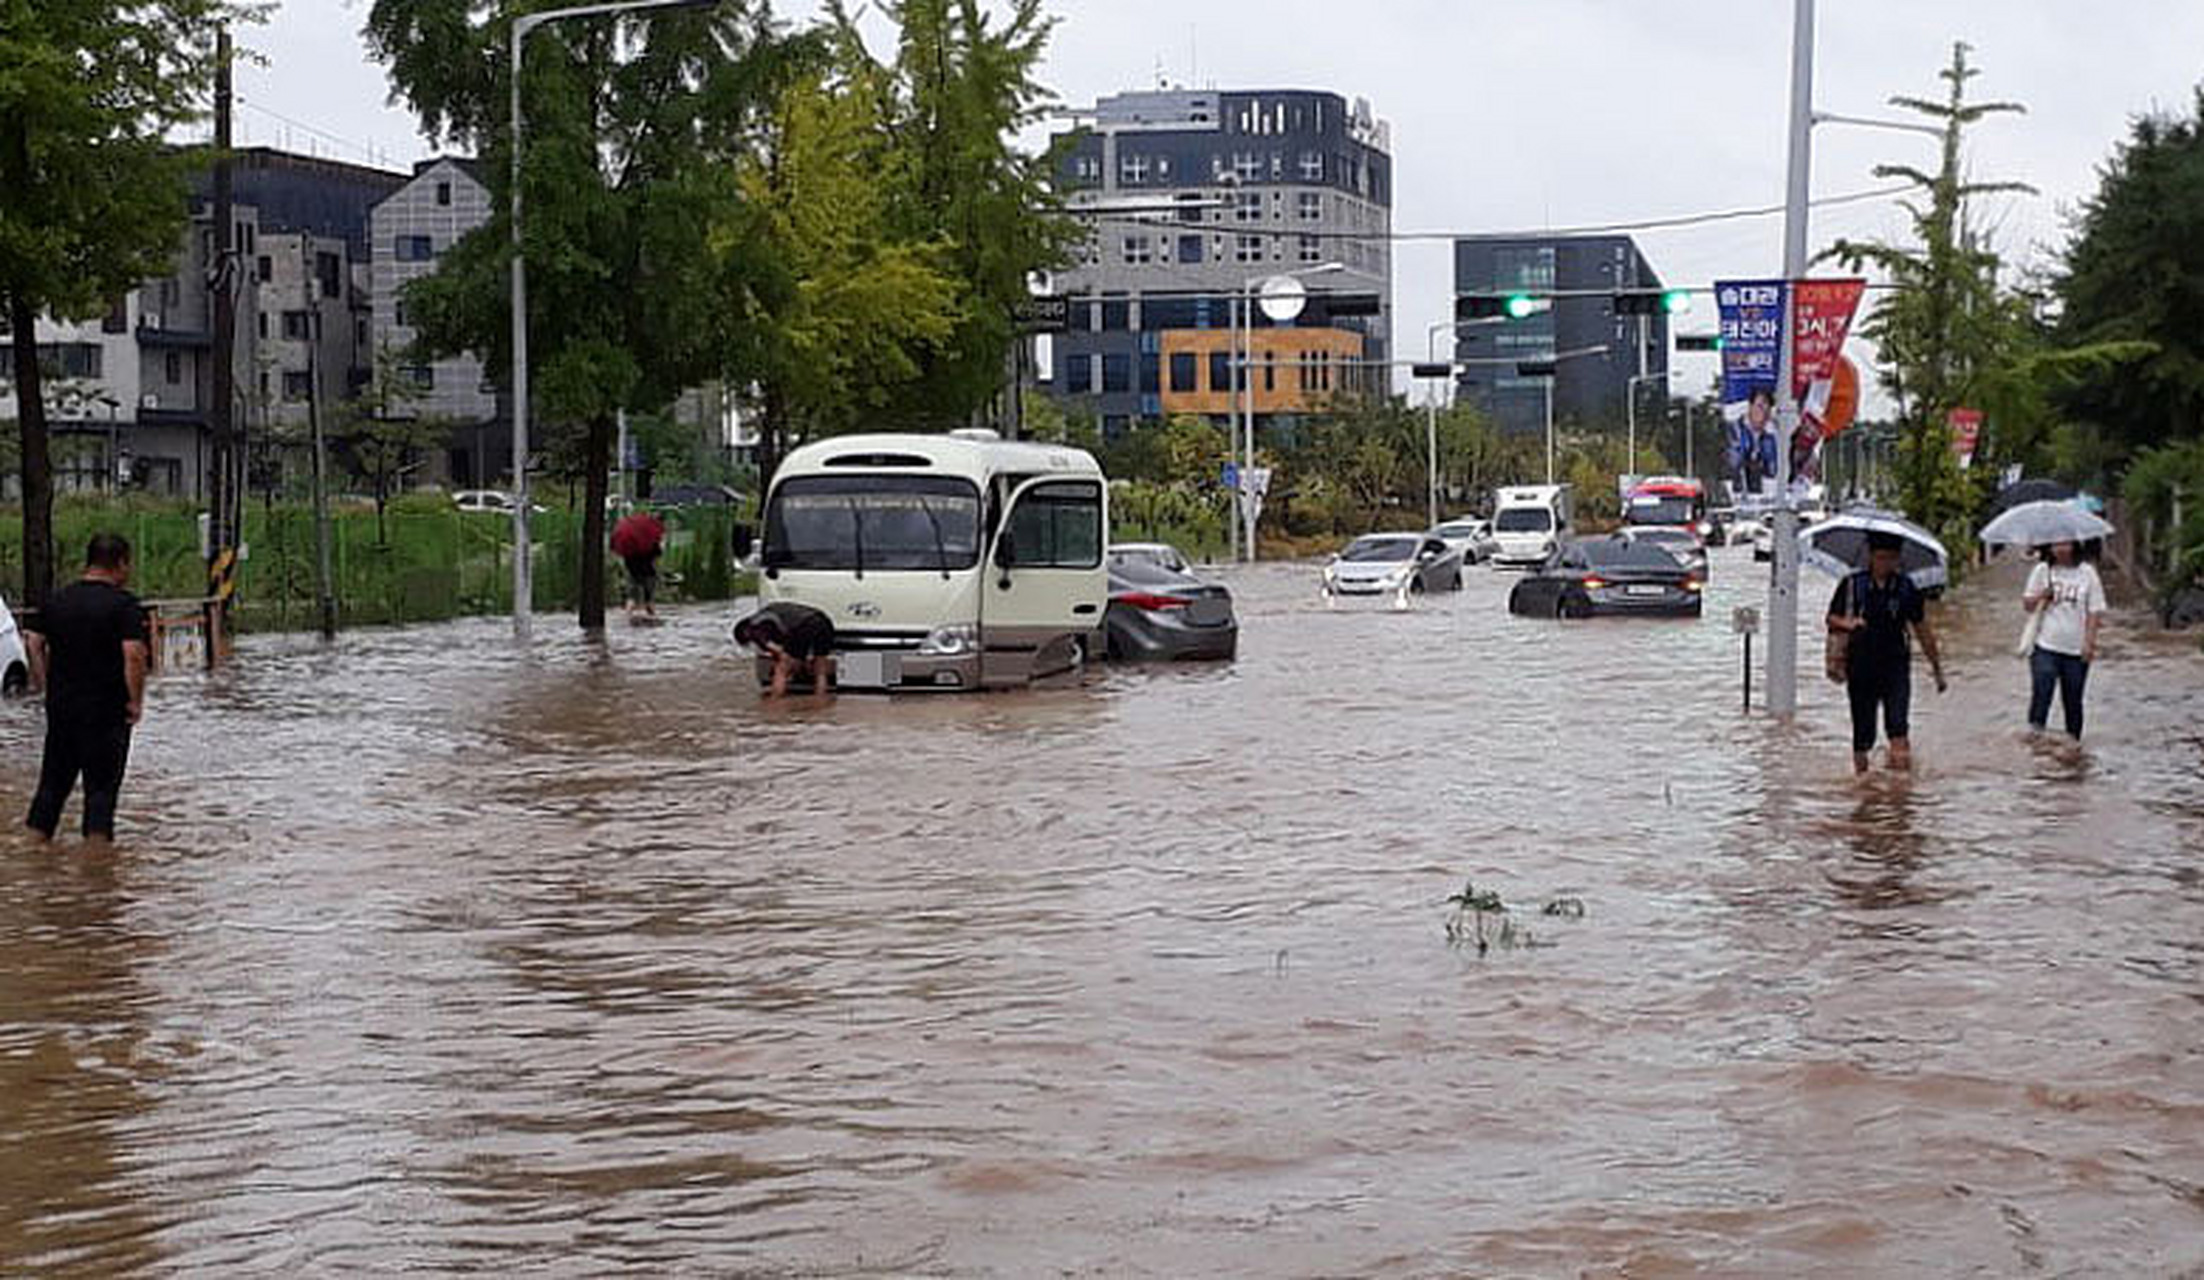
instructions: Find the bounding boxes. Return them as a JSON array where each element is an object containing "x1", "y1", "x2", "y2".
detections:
[{"x1": 1, "y1": 546, "x2": 2199, "y2": 1276}]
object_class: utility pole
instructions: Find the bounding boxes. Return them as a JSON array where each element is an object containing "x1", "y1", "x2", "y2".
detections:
[
  {"x1": 206, "y1": 27, "x2": 237, "y2": 659},
  {"x1": 1766, "y1": 0, "x2": 1817, "y2": 718},
  {"x1": 303, "y1": 238, "x2": 336, "y2": 639}
]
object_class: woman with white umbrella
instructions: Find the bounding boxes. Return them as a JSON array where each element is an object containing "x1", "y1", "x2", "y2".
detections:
[{"x1": 1981, "y1": 500, "x2": 2113, "y2": 741}]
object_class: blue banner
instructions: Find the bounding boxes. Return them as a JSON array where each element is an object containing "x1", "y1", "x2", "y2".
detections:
[{"x1": 1715, "y1": 279, "x2": 1786, "y2": 505}]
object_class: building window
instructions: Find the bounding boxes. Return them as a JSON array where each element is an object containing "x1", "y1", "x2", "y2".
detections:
[
  {"x1": 1298, "y1": 192, "x2": 1322, "y2": 222},
  {"x1": 1209, "y1": 351, "x2": 1232, "y2": 393},
  {"x1": 1269, "y1": 152, "x2": 1283, "y2": 180},
  {"x1": 1300, "y1": 151, "x2": 1323, "y2": 181},
  {"x1": 1236, "y1": 234, "x2": 1264, "y2": 264},
  {"x1": 36, "y1": 343, "x2": 101, "y2": 379},
  {"x1": 255, "y1": 312, "x2": 269, "y2": 340},
  {"x1": 355, "y1": 317, "x2": 369, "y2": 346},
  {"x1": 1299, "y1": 234, "x2": 1323, "y2": 264},
  {"x1": 1139, "y1": 354, "x2": 1160, "y2": 395},
  {"x1": 1177, "y1": 234, "x2": 1204, "y2": 264},
  {"x1": 1101, "y1": 298, "x2": 1129, "y2": 331},
  {"x1": 1234, "y1": 191, "x2": 1262, "y2": 223},
  {"x1": 1101, "y1": 353, "x2": 1130, "y2": 393},
  {"x1": 283, "y1": 370, "x2": 313, "y2": 400},
  {"x1": 159, "y1": 279, "x2": 181, "y2": 310},
  {"x1": 258, "y1": 371, "x2": 270, "y2": 399},
  {"x1": 1074, "y1": 154, "x2": 1100, "y2": 184},
  {"x1": 394, "y1": 299, "x2": 410, "y2": 328},
  {"x1": 1065, "y1": 353, "x2": 1093, "y2": 393},
  {"x1": 1121, "y1": 153, "x2": 1149, "y2": 185},
  {"x1": 1156, "y1": 156, "x2": 1171, "y2": 180},
  {"x1": 395, "y1": 235, "x2": 434, "y2": 262},
  {"x1": 281, "y1": 310, "x2": 312, "y2": 340},
  {"x1": 256, "y1": 255, "x2": 273, "y2": 283},
  {"x1": 165, "y1": 351, "x2": 183, "y2": 385},
  {"x1": 406, "y1": 364, "x2": 434, "y2": 389},
  {"x1": 1168, "y1": 352, "x2": 1197, "y2": 392},
  {"x1": 1263, "y1": 351, "x2": 1276, "y2": 393},
  {"x1": 317, "y1": 252, "x2": 342, "y2": 299},
  {"x1": 435, "y1": 180, "x2": 452, "y2": 206},
  {"x1": 1231, "y1": 151, "x2": 1261, "y2": 182},
  {"x1": 1121, "y1": 235, "x2": 1152, "y2": 265},
  {"x1": 101, "y1": 297, "x2": 128, "y2": 334}
]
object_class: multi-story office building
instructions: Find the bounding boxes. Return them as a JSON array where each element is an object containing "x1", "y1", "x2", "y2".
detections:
[
  {"x1": 1451, "y1": 234, "x2": 1669, "y2": 437},
  {"x1": 1047, "y1": 88, "x2": 1393, "y2": 438}
]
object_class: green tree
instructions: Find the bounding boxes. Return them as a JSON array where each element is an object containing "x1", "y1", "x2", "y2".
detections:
[
  {"x1": 1823, "y1": 42, "x2": 2033, "y2": 542},
  {"x1": 365, "y1": 0, "x2": 788, "y2": 629},
  {"x1": 0, "y1": 0, "x2": 250, "y2": 605},
  {"x1": 826, "y1": 0, "x2": 1079, "y2": 429},
  {"x1": 337, "y1": 343, "x2": 450, "y2": 545},
  {"x1": 719, "y1": 58, "x2": 960, "y2": 479},
  {"x1": 2054, "y1": 89, "x2": 2204, "y2": 471}
]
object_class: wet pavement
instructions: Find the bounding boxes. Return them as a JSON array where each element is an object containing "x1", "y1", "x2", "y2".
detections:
[{"x1": 2, "y1": 545, "x2": 2200, "y2": 1276}]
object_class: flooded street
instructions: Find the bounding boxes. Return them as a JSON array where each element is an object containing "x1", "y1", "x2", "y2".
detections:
[{"x1": 3, "y1": 545, "x2": 2200, "y2": 1276}]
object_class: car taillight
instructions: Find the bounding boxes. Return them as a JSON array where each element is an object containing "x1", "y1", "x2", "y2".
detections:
[
  {"x1": 1582, "y1": 576, "x2": 1608, "y2": 590},
  {"x1": 1114, "y1": 592, "x2": 1190, "y2": 611}
]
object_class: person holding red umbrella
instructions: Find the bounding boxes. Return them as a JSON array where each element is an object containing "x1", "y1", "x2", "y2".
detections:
[{"x1": 610, "y1": 507, "x2": 666, "y2": 622}]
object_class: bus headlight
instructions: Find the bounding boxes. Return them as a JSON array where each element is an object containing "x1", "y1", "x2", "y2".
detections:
[{"x1": 917, "y1": 623, "x2": 978, "y2": 656}]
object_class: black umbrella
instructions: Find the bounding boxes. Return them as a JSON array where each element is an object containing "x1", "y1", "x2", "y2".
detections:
[{"x1": 1987, "y1": 477, "x2": 2076, "y2": 517}]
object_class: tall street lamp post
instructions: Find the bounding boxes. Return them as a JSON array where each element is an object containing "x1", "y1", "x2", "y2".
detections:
[
  {"x1": 508, "y1": 0, "x2": 712, "y2": 635},
  {"x1": 1234, "y1": 261, "x2": 1344, "y2": 562},
  {"x1": 1421, "y1": 316, "x2": 1506, "y2": 526}
]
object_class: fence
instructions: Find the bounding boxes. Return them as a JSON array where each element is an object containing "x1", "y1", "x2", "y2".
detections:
[{"x1": 0, "y1": 500, "x2": 748, "y2": 631}]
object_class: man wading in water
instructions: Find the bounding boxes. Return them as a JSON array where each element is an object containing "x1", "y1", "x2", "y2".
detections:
[
  {"x1": 24, "y1": 533, "x2": 151, "y2": 846},
  {"x1": 1827, "y1": 530, "x2": 1947, "y2": 774}
]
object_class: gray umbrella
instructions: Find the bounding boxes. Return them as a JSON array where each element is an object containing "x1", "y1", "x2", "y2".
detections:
[
  {"x1": 1978, "y1": 500, "x2": 2114, "y2": 548},
  {"x1": 1799, "y1": 507, "x2": 1949, "y2": 590}
]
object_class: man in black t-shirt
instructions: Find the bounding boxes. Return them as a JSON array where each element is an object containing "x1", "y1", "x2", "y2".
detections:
[
  {"x1": 732, "y1": 602, "x2": 836, "y2": 698},
  {"x1": 24, "y1": 533, "x2": 151, "y2": 844},
  {"x1": 1827, "y1": 531, "x2": 1947, "y2": 774}
]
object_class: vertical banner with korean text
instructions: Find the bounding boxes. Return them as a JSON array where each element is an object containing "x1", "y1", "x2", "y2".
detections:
[
  {"x1": 1716, "y1": 280, "x2": 1786, "y2": 507},
  {"x1": 1786, "y1": 279, "x2": 1867, "y2": 498}
]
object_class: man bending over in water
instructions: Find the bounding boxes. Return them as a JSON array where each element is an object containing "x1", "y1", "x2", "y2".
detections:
[{"x1": 733, "y1": 602, "x2": 836, "y2": 698}]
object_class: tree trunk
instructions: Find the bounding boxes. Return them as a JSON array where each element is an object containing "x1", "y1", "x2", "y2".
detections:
[
  {"x1": 578, "y1": 411, "x2": 612, "y2": 630},
  {"x1": 10, "y1": 294, "x2": 55, "y2": 609}
]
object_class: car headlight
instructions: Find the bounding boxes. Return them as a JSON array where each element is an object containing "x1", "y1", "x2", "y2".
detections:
[
  {"x1": 917, "y1": 623, "x2": 977, "y2": 656},
  {"x1": 1381, "y1": 565, "x2": 1413, "y2": 586}
]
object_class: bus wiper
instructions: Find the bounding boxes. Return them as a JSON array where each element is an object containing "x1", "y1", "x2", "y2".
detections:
[
  {"x1": 849, "y1": 496, "x2": 865, "y2": 580},
  {"x1": 918, "y1": 498, "x2": 952, "y2": 581}
]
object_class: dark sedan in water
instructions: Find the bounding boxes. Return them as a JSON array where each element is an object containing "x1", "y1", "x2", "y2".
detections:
[
  {"x1": 1102, "y1": 544, "x2": 1238, "y2": 661},
  {"x1": 1507, "y1": 536, "x2": 1704, "y2": 619}
]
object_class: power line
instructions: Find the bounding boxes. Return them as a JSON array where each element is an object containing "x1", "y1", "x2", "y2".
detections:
[{"x1": 1078, "y1": 183, "x2": 1913, "y2": 244}]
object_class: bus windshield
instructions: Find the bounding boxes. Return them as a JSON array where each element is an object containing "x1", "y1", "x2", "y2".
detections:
[
  {"x1": 764, "y1": 474, "x2": 983, "y2": 572},
  {"x1": 1623, "y1": 495, "x2": 1698, "y2": 526}
]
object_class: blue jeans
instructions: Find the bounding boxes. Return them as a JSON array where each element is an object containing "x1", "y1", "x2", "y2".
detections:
[{"x1": 2028, "y1": 646, "x2": 2090, "y2": 738}]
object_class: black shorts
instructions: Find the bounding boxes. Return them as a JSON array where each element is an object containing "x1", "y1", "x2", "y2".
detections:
[
  {"x1": 779, "y1": 611, "x2": 834, "y2": 660},
  {"x1": 623, "y1": 554, "x2": 657, "y2": 602},
  {"x1": 1846, "y1": 662, "x2": 1912, "y2": 754}
]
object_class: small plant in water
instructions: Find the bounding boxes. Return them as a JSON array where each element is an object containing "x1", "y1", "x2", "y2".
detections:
[{"x1": 1443, "y1": 880, "x2": 1585, "y2": 954}]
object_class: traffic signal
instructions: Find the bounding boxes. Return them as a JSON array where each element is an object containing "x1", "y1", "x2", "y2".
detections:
[
  {"x1": 1676, "y1": 333, "x2": 1723, "y2": 352},
  {"x1": 1615, "y1": 289, "x2": 1694, "y2": 316},
  {"x1": 1514, "y1": 359, "x2": 1557, "y2": 377},
  {"x1": 1457, "y1": 292, "x2": 1547, "y2": 320}
]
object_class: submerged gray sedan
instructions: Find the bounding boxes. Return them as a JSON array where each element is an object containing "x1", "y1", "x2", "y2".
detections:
[{"x1": 1320, "y1": 532, "x2": 1464, "y2": 599}]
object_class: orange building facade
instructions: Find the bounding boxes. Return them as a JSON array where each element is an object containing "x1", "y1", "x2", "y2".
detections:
[{"x1": 1156, "y1": 327, "x2": 1369, "y2": 418}]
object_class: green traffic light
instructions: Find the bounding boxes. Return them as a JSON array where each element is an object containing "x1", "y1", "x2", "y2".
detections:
[
  {"x1": 1662, "y1": 289, "x2": 1692, "y2": 315},
  {"x1": 1504, "y1": 293, "x2": 1539, "y2": 319}
]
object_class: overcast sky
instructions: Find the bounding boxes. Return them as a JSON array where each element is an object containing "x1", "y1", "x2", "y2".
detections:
[{"x1": 243, "y1": 1, "x2": 2202, "y2": 403}]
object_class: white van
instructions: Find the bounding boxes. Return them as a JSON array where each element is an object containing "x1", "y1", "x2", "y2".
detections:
[
  {"x1": 1489, "y1": 484, "x2": 1574, "y2": 568},
  {"x1": 755, "y1": 430, "x2": 1108, "y2": 691}
]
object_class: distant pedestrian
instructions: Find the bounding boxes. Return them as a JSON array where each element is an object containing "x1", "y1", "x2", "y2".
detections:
[
  {"x1": 2023, "y1": 539, "x2": 2106, "y2": 739},
  {"x1": 24, "y1": 533, "x2": 150, "y2": 845},
  {"x1": 733, "y1": 602, "x2": 836, "y2": 699},
  {"x1": 611, "y1": 509, "x2": 666, "y2": 622},
  {"x1": 1827, "y1": 530, "x2": 1948, "y2": 774}
]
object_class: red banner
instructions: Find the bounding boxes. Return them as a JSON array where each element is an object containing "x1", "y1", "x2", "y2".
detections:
[
  {"x1": 1949, "y1": 407, "x2": 1983, "y2": 467},
  {"x1": 1790, "y1": 278, "x2": 1866, "y2": 397}
]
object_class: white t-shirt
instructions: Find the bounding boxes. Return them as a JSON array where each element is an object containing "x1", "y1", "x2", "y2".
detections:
[{"x1": 2027, "y1": 561, "x2": 2107, "y2": 656}]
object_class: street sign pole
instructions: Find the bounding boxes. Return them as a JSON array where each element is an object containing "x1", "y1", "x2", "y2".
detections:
[{"x1": 1767, "y1": 0, "x2": 1817, "y2": 718}]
